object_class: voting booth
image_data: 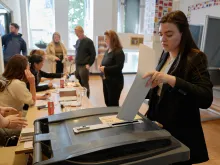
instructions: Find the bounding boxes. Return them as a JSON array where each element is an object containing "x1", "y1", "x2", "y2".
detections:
[
  {"x1": 33, "y1": 45, "x2": 190, "y2": 164},
  {"x1": 33, "y1": 108, "x2": 189, "y2": 165}
]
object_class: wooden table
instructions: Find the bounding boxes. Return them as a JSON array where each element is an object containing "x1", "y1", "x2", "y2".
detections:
[{"x1": 15, "y1": 80, "x2": 93, "y2": 154}]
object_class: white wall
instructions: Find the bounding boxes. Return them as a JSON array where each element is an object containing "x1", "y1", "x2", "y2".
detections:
[
  {"x1": 190, "y1": 5, "x2": 220, "y2": 25},
  {"x1": 179, "y1": 0, "x2": 220, "y2": 25},
  {"x1": 93, "y1": 0, "x2": 117, "y2": 46},
  {"x1": 54, "y1": 0, "x2": 69, "y2": 47}
]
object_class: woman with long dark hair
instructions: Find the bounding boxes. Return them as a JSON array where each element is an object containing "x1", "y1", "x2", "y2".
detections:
[
  {"x1": 28, "y1": 50, "x2": 64, "y2": 92},
  {"x1": 0, "y1": 55, "x2": 35, "y2": 145},
  {"x1": 143, "y1": 11, "x2": 213, "y2": 165},
  {"x1": 99, "y1": 30, "x2": 125, "y2": 107},
  {"x1": 0, "y1": 55, "x2": 36, "y2": 110}
]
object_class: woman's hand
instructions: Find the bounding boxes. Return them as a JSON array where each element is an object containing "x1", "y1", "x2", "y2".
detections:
[
  {"x1": 55, "y1": 57, "x2": 60, "y2": 61},
  {"x1": 99, "y1": 66, "x2": 105, "y2": 73},
  {"x1": 0, "y1": 107, "x2": 17, "y2": 116},
  {"x1": 142, "y1": 71, "x2": 176, "y2": 88},
  {"x1": 48, "y1": 82, "x2": 53, "y2": 89},
  {"x1": 25, "y1": 69, "x2": 35, "y2": 85},
  {"x1": 37, "y1": 92, "x2": 51, "y2": 100},
  {"x1": 5, "y1": 114, "x2": 28, "y2": 129},
  {"x1": 85, "y1": 64, "x2": 90, "y2": 70}
]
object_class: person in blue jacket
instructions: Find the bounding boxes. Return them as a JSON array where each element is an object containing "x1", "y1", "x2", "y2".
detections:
[{"x1": 1, "y1": 23, "x2": 27, "y2": 66}]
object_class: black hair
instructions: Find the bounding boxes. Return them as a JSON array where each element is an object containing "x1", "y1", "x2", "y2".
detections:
[
  {"x1": 10, "y1": 23, "x2": 20, "y2": 30},
  {"x1": 28, "y1": 54, "x2": 44, "y2": 69}
]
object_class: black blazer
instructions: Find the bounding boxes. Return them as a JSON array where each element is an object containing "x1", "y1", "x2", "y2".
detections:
[
  {"x1": 101, "y1": 49, "x2": 125, "y2": 81},
  {"x1": 30, "y1": 69, "x2": 63, "y2": 92},
  {"x1": 146, "y1": 50, "x2": 213, "y2": 164}
]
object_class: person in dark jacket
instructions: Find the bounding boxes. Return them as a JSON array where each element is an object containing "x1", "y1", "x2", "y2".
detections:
[
  {"x1": 99, "y1": 30, "x2": 125, "y2": 107},
  {"x1": 28, "y1": 51, "x2": 64, "y2": 92},
  {"x1": 143, "y1": 11, "x2": 213, "y2": 165},
  {"x1": 74, "y1": 26, "x2": 96, "y2": 98},
  {"x1": 2, "y1": 23, "x2": 27, "y2": 66}
]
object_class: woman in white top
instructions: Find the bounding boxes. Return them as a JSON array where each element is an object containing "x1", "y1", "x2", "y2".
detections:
[
  {"x1": 0, "y1": 55, "x2": 35, "y2": 146},
  {"x1": 0, "y1": 55, "x2": 36, "y2": 111}
]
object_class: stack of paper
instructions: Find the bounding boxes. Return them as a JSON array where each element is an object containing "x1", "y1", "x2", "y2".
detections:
[
  {"x1": 59, "y1": 96, "x2": 77, "y2": 101},
  {"x1": 20, "y1": 128, "x2": 34, "y2": 142},
  {"x1": 60, "y1": 101, "x2": 80, "y2": 107},
  {"x1": 24, "y1": 141, "x2": 33, "y2": 149}
]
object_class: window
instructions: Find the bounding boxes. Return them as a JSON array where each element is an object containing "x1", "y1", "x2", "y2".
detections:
[
  {"x1": 117, "y1": 0, "x2": 145, "y2": 34},
  {"x1": 68, "y1": 0, "x2": 92, "y2": 49},
  {"x1": 29, "y1": 0, "x2": 55, "y2": 48},
  {"x1": 68, "y1": 0, "x2": 85, "y2": 49}
]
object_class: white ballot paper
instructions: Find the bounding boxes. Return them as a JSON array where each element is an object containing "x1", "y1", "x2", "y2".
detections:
[{"x1": 117, "y1": 44, "x2": 156, "y2": 121}]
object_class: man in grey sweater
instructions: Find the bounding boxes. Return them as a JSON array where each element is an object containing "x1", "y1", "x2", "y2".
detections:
[{"x1": 74, "y1": 26, "x2": 96, "y2": 98}]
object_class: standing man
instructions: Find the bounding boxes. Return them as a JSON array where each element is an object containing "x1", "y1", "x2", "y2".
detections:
[
  {"x1": 2, "y1": 23, "x2": 27, "y2": 66},
  {"x1": 74, "y1": 26, "x2": 96, "y2": 97}
]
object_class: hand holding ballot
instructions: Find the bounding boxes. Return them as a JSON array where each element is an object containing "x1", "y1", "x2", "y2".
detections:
[{"x1": 142, "y1": 71, "x2": 176, "y2": 88}]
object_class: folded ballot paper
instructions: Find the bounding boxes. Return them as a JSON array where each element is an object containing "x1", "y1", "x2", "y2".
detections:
[
  {"x1": 20, "y1": 128, "x2": 34, "y2": 142},
  {"x1": 117, "y1": 44, "x2": 156, "y2": 121}
]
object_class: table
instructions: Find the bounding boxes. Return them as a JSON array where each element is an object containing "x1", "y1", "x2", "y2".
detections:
[{"x1": 15, "y1": 87, "x2": 93, "y2": 154}]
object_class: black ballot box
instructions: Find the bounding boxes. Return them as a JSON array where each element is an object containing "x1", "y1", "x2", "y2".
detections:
[{"x1": 33, "y1": 107, "x2": 189, "y2": 165}]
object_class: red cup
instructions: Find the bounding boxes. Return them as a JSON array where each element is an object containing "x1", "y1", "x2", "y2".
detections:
[
  {"x1": 60, "y1": 79, "x2": 65, "y2": 88},
  {"x1": 47, "y1": 101, "x2": 54, "y2": 115}
]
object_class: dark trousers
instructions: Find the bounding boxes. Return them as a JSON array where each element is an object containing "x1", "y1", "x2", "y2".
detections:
[
  {"x1": 75, "y1": 65, "x2": 90, "y2": 97},
  {"x1": 56, "y1": 61, "x2": 63, "y2": 73},
  {"x1": 102, "y1": 78, "x2": 124, "y2": 107}
]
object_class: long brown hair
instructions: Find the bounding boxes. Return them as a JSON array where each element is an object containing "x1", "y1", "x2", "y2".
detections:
[
  {"x1": 0, "y1": 55, "x2": 28, "y2": 91},
  {"x1": 29, "y1": 49, "x2": 45, "y2": 56},
  {"x1": 159, "y1": 10, "x2": 199, "y2": 74},
  {"x1": 104, "y1": 30, "x2": 122, "y2": 52}
]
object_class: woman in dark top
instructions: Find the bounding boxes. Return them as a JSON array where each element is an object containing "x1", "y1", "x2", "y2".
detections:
[
  {"x1": 99, "y1": 30, "x2": 125, "y2": 107},
  {"x1": 28, "y1": 53, "x2": 63, "y2": 92},
  {"x1": 143, "y1": 11, "x2": 213, "y2": 165}
]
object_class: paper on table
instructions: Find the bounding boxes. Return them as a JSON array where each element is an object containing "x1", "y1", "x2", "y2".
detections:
[
  {"x1": 60, "y1": 101, "x2": 80, "y2": 107},
  {"x1": 117, "y1": 44, "x2": 156, "y2": 121},
  {"x1": 99, "y1": 115, "x2": 142, "y2": 124},
  {"x1": 24, "y1": 141, "x2": 33, "y2": 149},
  {"x1": 59, "y1": 96, "x2": 77, "y2": 101},
  {"x1": 35, "y1": 100, "x2": 47, "y2": 107},
  {"x1": 58, "y1": 88, "x2": 76, "y2": 92},
  {"x1": 21, "y1": 128, "x2": 34, "y2": 134}
]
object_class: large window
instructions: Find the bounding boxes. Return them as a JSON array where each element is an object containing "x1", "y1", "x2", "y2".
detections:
[
  {"x1": 68, "y1": 0, "x2": 85, "y2": 49},
  {"x1": 117, "y1": 0, "x2": 145, "y2": 34},
  {"x1": 68, "y1": 0, "x2": 92, "y2": 49},
  {"x1": 29, "y1": 0, "x2": 55, "y2": 48}
]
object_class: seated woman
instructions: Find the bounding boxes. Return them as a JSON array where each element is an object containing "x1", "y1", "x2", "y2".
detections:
[
  {"x1": 0, "y1": 55, "x2": 35, "y2": 146},
  {"x1": 0, "y1": 55, "x2": 36, "y2": 110},
  {"x1": 28, "y1": 51, "x2": 64, "y2": 92}
]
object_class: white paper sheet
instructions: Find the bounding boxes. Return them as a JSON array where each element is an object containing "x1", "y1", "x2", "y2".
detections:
[
  {"x1": 117, "y1": 44, "x2": 156, "y2": 121},
  {"x1": 59, "y1": 96, "x2": 77, "y2": 101},
  {"x1": 60, "y1": 101, "x2": 80, "y2": 107},
  {"x1": 35, "y1": 100, "x2": 48, "y2": 107},
  {"x1": 24, "y1": 141, "x2": 33, "y2": 149}
]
